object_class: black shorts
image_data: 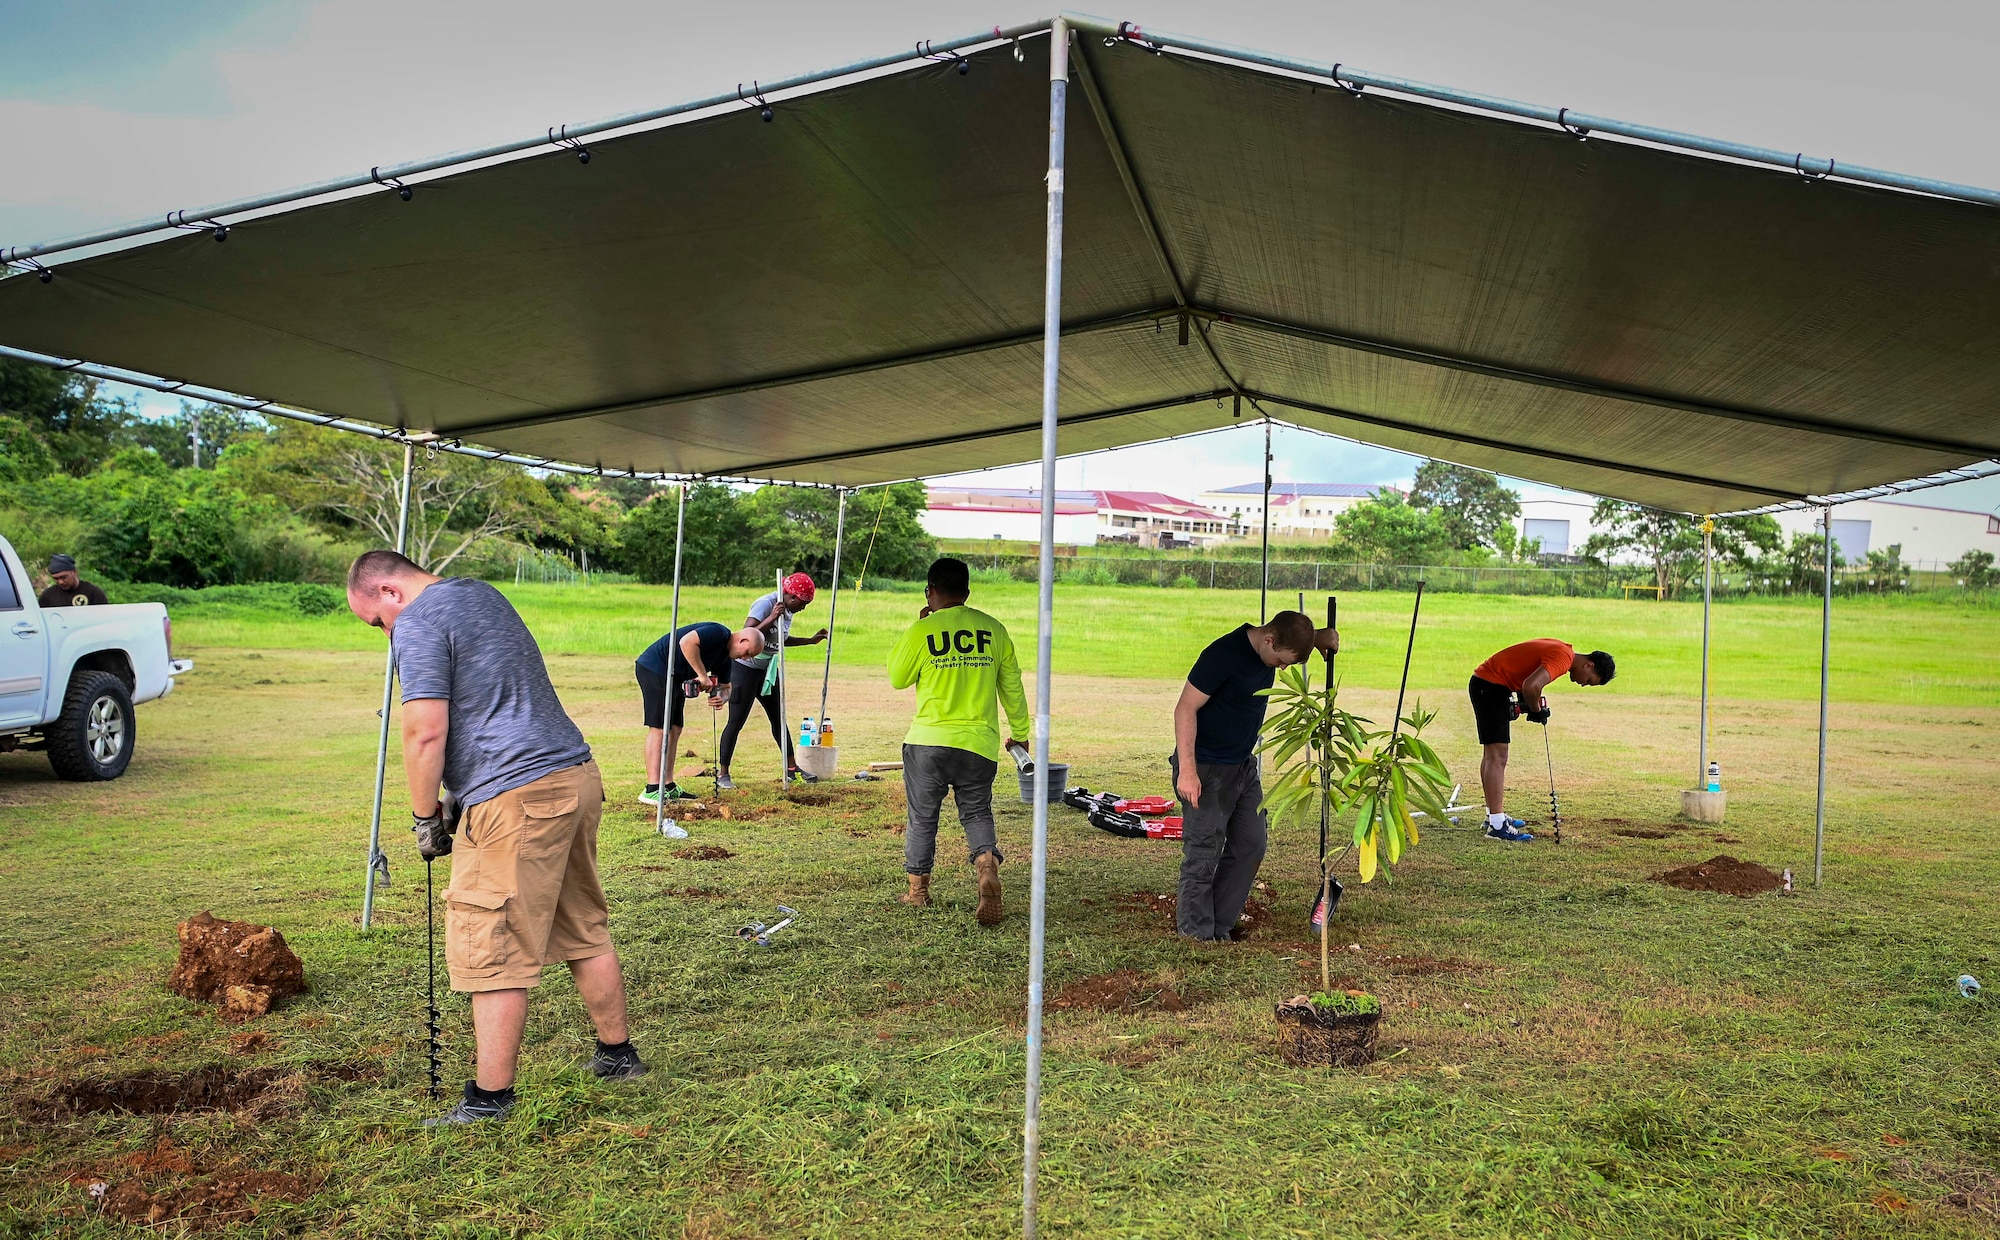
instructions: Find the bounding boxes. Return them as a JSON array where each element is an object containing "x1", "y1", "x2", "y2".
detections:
[
  {"x1": 636, "y1": 660, "x2": 683, "y2": 730},
  {"x1": 1468, "y1": 675, "x2": 1516, "y2": 746}
]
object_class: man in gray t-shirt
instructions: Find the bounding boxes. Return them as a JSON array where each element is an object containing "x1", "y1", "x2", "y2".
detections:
[{"x1": 347, "y1": 550, "x2": 645, "y2": 1126}]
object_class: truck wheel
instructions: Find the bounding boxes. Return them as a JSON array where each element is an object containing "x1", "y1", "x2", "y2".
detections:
[{"x1": 47, "y1": 671, "x2": 136, "y2": 781}]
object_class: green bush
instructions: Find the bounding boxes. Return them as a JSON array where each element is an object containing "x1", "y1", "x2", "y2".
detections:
[
  {"x1": 99, "y1": 581, "x2": 347, "y2": 616},
  {"x1": 1169, "y1": 574, "x2": 1200, "y2": 589}
]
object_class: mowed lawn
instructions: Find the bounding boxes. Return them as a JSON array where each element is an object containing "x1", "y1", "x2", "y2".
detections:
[{"x1": 2, "y1": 582, "x2": 1997, "y2": 1237}]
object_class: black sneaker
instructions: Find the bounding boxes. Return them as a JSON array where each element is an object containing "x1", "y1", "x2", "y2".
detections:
[
  {"x1": 588, "y1": 1043, "x2": 649, "y2": 1081},
  {"x1": 422, "y1": 1082, "x2": 514, "y2": 1126}
]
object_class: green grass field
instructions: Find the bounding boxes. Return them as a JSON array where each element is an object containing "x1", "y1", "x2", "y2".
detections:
[{"x1": 2, "y1": 583, "x2": 1997, "y2": 1236}]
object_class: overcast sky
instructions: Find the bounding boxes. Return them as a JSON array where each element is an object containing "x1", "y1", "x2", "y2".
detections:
[{"x1": 5, "y1": 0, "x2": 1995, "y2": 512}]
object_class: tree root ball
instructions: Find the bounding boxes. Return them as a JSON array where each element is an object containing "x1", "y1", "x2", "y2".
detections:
[{"x1": 168, "y1": 912, "x2": 306, "y2": 1023}]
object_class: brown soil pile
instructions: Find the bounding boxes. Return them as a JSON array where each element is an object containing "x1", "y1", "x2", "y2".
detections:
[
  {"x1": 100, "y1": 1169, "x2": 309, "y2": 1229},
  {"x1": 783, "y1": 789, "x2": 847, "y2": 807},
  {"x1": 1655, "y1": 854, "x2": 1784, "y2": 898},
  {"x1": 32, "y1": 1062, "x2": 374, "y2": 1122},
  {"x1": 1048, "y1": 969, "x2": 1190, "y2": 1013},
  {"x1": 168, "y1": 912, "x2": 306, "y2": 1023},
  {"x1": 671, "y1": 845, "x2": 736, "y2": 861}
]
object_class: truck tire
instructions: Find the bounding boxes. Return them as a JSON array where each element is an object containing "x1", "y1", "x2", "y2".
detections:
[{"x1": 47, "y1": 670, "x2": 136, "y2": 781}]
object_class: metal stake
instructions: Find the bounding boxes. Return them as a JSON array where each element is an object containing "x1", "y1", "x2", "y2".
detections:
[
  {"x1": 775, "y1": 568, "x2": 790, "y2": 784},
  {"x1": 361, "y1": 439, "x2": 415, "y2": 930},
  {"x1": 1023, "y1": 20, "x2": 1068, "y2": 1240},
  {"x1": 425, "y1": 856, "x2": 441, "y2": 1100},
  {"x1": 1814, "y1": 504, "x2": 1832, "y2": 886},
  {"x1": 818, "y1": 488, "x2": 848, "y2": 734},
  {"x1": 655, "y1": 483, "x2": 687, "y2": 835}
]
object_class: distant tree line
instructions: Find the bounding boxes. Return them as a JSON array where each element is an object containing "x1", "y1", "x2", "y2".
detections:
[{"x1": 0, "y1": 358, "x2": 934, "y2": 590}]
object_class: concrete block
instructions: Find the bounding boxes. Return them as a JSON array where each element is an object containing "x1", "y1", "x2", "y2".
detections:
[{"x1": 1680, "y1": 789, "x2": 1727, "y2": 824}]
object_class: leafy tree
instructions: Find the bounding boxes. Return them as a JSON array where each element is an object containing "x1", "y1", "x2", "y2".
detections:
[
  {"x1": 0, "y1": 358, "x2": 137, "y2": 476},
  {"x1": 1407, "y1": 461, "x2": 1521, "y2": 551},
  {"x1": 748, "y1": 481, "x2": 935, "y2": 585},
  {"x1": 1580, "y1": 502, "x2": 1780, "y2": 599},
  {"x1": 1329, "y1": 491, "x2": 1456, "y2": 565},
  {"x1": 0, "y1": 415, "x2": 58, "y2": 483},
  {"x1": 620, "y1": 483, "x2": 756, "y2": 586},
  {"x1": 1948, "y1": 549, "x2": 1997, "y2": 589},
  {"x1": 231, "y1": 424, "x2": 570, "y2": 573},
  {"x1": 123, "y1": 402, "x2": 272, "y2": 469},
  {"x1": 1858, "y1": 544, "x2": 1909, "y2": 593}
]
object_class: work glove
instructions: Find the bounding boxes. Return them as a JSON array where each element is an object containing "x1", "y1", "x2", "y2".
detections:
[
  {"x1": 1527, "y1": 704, "x2": 1551, "y2": 725},
  {"x1": 412, "y1": 788, "x2": 462, "y2": 860}
]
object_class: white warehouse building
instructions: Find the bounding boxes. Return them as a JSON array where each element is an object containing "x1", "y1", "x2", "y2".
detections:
[{"x1": 1773, "y1": 498, "x2": 2000, "y2": 565}]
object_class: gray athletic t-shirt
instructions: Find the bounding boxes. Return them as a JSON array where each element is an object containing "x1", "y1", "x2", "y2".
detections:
[
  {"x1": 736, "y1": 590, "x2": 789, "y2": 672},
  {"x1": 392, "y1": 578, "x2": 591, "y2": 807}
]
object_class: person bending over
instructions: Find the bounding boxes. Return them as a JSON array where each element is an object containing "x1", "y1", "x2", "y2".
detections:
[
  {"x1": 1467, "y1": 639, "x2": 1614, "y2": 842},
  {"x1": 634, "y1": 621, "x2": 764, "y2": 805},
  {"x1": 717, "y1": 572, "x2": 828, "y2": 790},
  {"x1": 346, "y1": 550, "x2": 644, "y2": 1126},
  {"x1": 1171, "y1": 612, "x2": 1337, "y2": 942},
  {"x1": 887, "y1": 557, "x2": 1030, "y2": 925}
]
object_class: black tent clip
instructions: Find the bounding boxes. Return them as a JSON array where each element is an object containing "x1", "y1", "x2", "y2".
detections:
[
  {"x1": 8, "y1": 257, "x2": 55, "y2": 284},
  {"x1": 1556, "y1": 108, "x2": 1590, "y2": 140},
  {"x1": 548, "y1": 125, "x2": 592, "y2": 164},
  {"x1": 1794, "y1": 153, "x2": 1833, "y2": 182},
  {"x1": 1330, "y1": 64, "x2": 1364, "y2": 96},
  {"x1": 739, "y1": 81, "x2": 774, "y2": 123},
  {"x1": 371, "y1": 167, "x2": 414, "y2": 200},
  {"x1": 919, "y1": 40, "x2": 971, "y2": 75},
  {"x1": 167, "y1": 210, "x2": 229, "y2": 241}
]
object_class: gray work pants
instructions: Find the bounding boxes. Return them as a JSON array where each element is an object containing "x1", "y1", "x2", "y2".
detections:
[
  {"x1": 902, "y1": 743, "x2": 1003, "y2": 875},
  {"x1": 1169, "y1": 754, "x2": 1269, "y2": 941}
]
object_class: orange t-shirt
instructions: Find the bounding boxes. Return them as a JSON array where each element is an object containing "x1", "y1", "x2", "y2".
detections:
[{"x1": 1474, "y1": 640, "x2": 1574, "y2": 692}]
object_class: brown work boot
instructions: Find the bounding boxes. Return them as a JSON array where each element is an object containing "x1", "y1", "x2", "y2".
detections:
[
  {"x1": 974, "y1": 853, "x2": 1003, "y2": 926},
  {"x1": 898, "y1": 873, "x2": 932, "y2": 907}
]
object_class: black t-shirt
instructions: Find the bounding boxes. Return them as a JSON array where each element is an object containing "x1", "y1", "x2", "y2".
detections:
[
  {"x1": 1186, "y1": 624, "x2": 1275, "y2": 765},
  {"x1": 38, "y1": 580, "x2": 109, "y2": 608},
  {"x1": 638, "y1": 621, "x2": 736, "y2": 685}
]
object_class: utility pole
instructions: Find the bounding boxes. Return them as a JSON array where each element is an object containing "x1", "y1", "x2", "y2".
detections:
[{"x1": 188, "y1": 408, "x2": 202, "y2": 469}]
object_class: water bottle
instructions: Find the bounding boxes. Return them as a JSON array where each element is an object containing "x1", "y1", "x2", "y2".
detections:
[
  {"x1": 818, "y1": 717, "x2": 835, "y2": 747},
  {"x1": 1958, "y1": 974, "x2": 1982, "y2": 999},
  {"x1": 799, "y1": 716, "x2": 816, "y2": 748},
  {"x1": 1706, "y1": 761, "x2": 1721, "y2": 793},
  {"x1": 1782, "y1": 868, "x2": 1793, "y2": 893}
]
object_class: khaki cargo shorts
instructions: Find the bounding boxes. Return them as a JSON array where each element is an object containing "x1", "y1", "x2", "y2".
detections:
[{"x1": 443, "y1": 760, "x2": 612, "y2": 992}]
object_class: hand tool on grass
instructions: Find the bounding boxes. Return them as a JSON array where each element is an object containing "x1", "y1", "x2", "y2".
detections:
[{"x1": 736, "y1": 905, "x2": 798, "y2": 947}]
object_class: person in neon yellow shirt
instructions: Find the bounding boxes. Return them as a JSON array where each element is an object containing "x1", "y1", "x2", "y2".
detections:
[{"x1": 887, "y1": 558, "x2": 1030, "y2": 924}]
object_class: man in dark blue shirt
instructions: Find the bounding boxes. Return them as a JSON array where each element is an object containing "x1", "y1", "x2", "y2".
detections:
[
  {"x1": 634, "y1": 621, "x2": 764, "y2": 804},
  {"x1": 1170, "y1": 611, "x2": 1334, "y2": 940}
]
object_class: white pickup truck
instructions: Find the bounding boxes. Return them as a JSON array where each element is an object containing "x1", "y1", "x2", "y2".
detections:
[{"x1": 0, "y1": 535, "x2": 193, "y2": 780}]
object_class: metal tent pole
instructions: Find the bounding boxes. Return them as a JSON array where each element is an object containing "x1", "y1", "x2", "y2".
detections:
[
  {"x1": 361, "y1": 440, "x2": 416, "y2": 930},
  {"x1": 1023, "y1": 20, "x2": 1068, "y2": 1240},
  {"x1": 774, "y1": 568, "x2": 790, "y2": 784},
  {"x1": 1814, "y1": 504, "x2": 1833, "y2": 886},
  {"x1": 1260, "y1": 419, "x2": 1272, "y2": 621},
  {"x1": 1699, "y1": 519, "x2": 1713, "y2": 788},
  {"x1": 818, "y1": 489, "x2": 848, "y2": 732},
  {"x1": 655, "y1": 483, "x2": 687, "y2": 834}
]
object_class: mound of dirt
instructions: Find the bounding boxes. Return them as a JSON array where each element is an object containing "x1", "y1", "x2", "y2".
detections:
[
  {"x1": 100, "y1": 1169, "x2": 308, "y2": 1228},
  {"x1": 1115, "y1": 888, "x2": 1273, "y2": 939},
  {"x1": 32, "y1": 1062, "x2": 374, "y2": 1122},
  {"x1": 671, "y1": 845, "x2": 736, "y2": 861},
  {"x1": 1655, "y1": 854, "x2": 1783, "y2": 898},
  {"x1": 1048, "y1": 969, "x2": 1190, "y2": 1013},
  {"x1": 168, "y1": 912, "x2": 306, "y2": 1023}
]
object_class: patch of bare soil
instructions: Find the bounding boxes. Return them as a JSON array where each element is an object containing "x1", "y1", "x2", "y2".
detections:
[
  {"x1": 1048, "y1": 969, "x2": 1191, "y2": 1013},
  {"x1": 1613, "y1": 829, "x2": 1673, "y2": 840},
  {"x1": 1114, "y1": 885, "x2": 1275, "y2": 939},
  {"x1": 782, "y1": 789, "x2": 848, "y2": 807},
  {"x1": 671, "y1": 845, "x2": 736, "y2": 861},
  {"x1": 98, "y1": 1168, "x2": 310, "y2": 1229},
  {"x1": 1655, "y1": 854, "x2": 1784, "y2": 898},
  {"x1": 27, "y1": 1061, "x2": 376, "y2": 1122},
  {"x1": 1713, "y1": 834, "x2": 1743, "y2": 844}
]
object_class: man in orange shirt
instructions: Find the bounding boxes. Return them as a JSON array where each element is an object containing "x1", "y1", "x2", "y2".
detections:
[{"x1": 1468, "y1": 640, "x2": 1615, "y2": 841}]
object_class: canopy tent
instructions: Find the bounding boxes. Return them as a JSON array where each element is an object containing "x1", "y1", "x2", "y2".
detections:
[
  {"x1": 4, "y1": 24, "x2": 1999, "y2": 512},
  {"x1": 6, "y1": 16, "x2": 2000, "y2": 1238}
]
